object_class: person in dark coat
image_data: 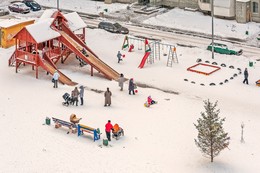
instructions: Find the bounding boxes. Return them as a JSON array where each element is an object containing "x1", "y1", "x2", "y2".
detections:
[
  {"x1": 105, "y1": 120, "x2": 113, "y2": 141},
  {"x1": 118, "y1": 73, "x2": 125, "y2": 91},
  {"x1": 79, "y1": 85, "x2": 84, "y2": 105},
  {"x1": 117, "y1": 51, "x2": 122, "y2": 63},
  {"x1": 72, "y1": 87, "x2": 80, "y2": 106},
  {"x1": 128, "y1": 78, "x2": 135, "y2": 95},
  {"x1": 243, "y1": 68, "x2": 249, "y2": 84},
  {"x1": 104, "y1": 87, "x2": 112, "y2": 106}
]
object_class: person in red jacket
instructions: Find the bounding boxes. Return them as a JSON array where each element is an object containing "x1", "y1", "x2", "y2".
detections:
[{"x1": 105, "y1": 120, "x2": 113, "y2": 141}]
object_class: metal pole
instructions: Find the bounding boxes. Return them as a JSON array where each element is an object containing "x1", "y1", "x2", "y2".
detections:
[
  {"x1": 57, "y1": 0, "x2": 59, "y2": 10},
  {"x1": 211, "y1": 0, "x2": 214, "y2": 59}
]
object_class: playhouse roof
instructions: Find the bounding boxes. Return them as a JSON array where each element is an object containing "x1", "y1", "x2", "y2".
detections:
[
  {"x1": 37, "y1": 9, "x2": 58, "y2": 22},
  {"x1": 0, "y1": 18, "x2": 34, "y2": 28},
  {"x1": 26, "y1": 18, "x2": 60, "y2": 43},
  {"x1": 64, "y1": 12, "x2": 87, "y2": 31}
]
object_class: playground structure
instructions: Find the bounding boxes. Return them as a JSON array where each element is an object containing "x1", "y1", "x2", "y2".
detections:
[
  {"x1": 122, "y1": 36, "x2": 178, "y2": 68},
  {"x1": 187, "y1": 63, "x2": 221, "y2": 75},
  {"x1": 52, "y1": 117, "x2": 101, "y2": 142},
  {"x1": 8, "y1": 10, "x2": 120, "y2": 85}
]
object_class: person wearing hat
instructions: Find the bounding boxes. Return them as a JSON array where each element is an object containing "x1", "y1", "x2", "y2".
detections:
[
  {"x1": 79, "y1": 85, "x2": 84, "y2": 105},
  {"x1": 52, "y1": 70, "x2": 60, "y2": 88}
]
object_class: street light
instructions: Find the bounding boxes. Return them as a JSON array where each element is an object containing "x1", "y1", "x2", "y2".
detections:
[
  {"x1": 57, "y1": 0, "x2": 59, "y2": 11},
  {"x1": 211, "y1": 0, "x2": 214, "y2": 59}
]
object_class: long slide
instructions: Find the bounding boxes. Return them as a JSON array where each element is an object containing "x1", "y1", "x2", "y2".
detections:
[
  {"x1": 59, "y1": 25, "x2": 120, "y2": 81},
  {"x1": 138, "y1": 52, "x2": 151, "y2": 68},
  {"x1": 38, "y1": 58, "x2": 77, "y2": 86}
]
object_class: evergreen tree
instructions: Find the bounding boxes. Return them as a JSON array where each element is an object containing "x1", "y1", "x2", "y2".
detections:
[{"x1": 194, "y1": 100, "x2": 230, "y2": 162}]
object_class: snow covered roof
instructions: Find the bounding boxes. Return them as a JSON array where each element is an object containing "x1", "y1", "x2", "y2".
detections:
[
  {"x1": 37, "y1": 9, "x2": 58, "y2": 22},
  {"x1": 236, "y1": 0, "x2": 250, "y2": 2},
  {"x1": 64, "y1": 12, "x2": 87, "y2": 31},
  {"x1": 0, "y1": 18, "x2": 34, "y2": 28},
  {"x1": 26, "y1": 18, "x2": 60, "y2": 43}
]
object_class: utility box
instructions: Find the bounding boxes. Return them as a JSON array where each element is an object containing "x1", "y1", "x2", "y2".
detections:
[
  {"x1": 0, "y1": 18, "x2": 34, "y2": 48},
  {"x1": 236, "y1": 0, "x2": 251, "y2": 23}
]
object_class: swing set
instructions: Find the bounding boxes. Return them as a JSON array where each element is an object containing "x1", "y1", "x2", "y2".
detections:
[{"x1": 121, "y1": 36, "x2": 178, "y2": 67}]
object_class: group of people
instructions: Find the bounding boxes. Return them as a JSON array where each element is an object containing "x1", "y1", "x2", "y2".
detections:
[
  {"x1": 118, "y1": 73, "x2": 136, "y2": 95},
  {"x1": 70, "y1": 86, "x2": 84, "y2": 106}
]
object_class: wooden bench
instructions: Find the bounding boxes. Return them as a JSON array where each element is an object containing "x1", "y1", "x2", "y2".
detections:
[
  {"x1": 77, "y1": 124, "x2": 100, "y2": 142},
  {"x1": 52, "y1": 117, "x2": 77, "y2": 133}
]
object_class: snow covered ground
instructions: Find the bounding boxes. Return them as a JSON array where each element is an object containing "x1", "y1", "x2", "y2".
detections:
[{"x1": 1, "y1": 1, "x2": 260, "y2": 173}]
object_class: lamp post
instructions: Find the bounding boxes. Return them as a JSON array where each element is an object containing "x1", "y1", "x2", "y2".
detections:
[
  {"x1": 211, "y1": 0, "x2": 214, "y2": 59},
  {"x1": 57, "y1": 0, "x2": 59, "y2": 11}
]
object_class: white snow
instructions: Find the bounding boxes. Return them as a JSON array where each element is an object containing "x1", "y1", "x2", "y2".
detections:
[
  {"x1": 64, "y1": 12, "x2": 87, "y2": 31},
  {"x1": 0, "y1": 18, "x2": 34, "y2": 28},
  {"x1": 1, "y1": 2, "x2": 260, "y2": 173},
  {"x1": 26, "y1": 18, "x2": 60, "y2": 43}
]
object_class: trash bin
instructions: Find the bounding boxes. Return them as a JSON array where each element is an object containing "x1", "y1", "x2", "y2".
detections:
[
  {"x1": 45, "y1": 117, "x2": 51, "y2": 125},
  {"x1": 249, "y1": 61, "x2": 253, "y2": 67},
  {"x1": 104, "y1": 8, "x2": 108, "y2": 12},
  {"x1": 245, "y1": 31, "x2": 249, "y2": 35},
  {"x1": 103, "y1": 139, "x2": 108, "y2": 146}
]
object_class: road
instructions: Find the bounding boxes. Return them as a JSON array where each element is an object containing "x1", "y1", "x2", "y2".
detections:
[{"x1": 83, "y1": 17, "x2": 260, "y2": 59}]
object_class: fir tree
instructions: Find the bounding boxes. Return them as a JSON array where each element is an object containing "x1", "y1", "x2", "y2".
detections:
[{"x1": 194, "y1": 100, "x2": 230, "y2": 162}]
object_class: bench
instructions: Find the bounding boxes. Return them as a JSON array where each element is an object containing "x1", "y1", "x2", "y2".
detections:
[
  {"x1": 77, "y1": 124, "x2": 100, "y2": 142},
  {"x1": 52, "y1": 117, "x2": 77, "y2": 133}
]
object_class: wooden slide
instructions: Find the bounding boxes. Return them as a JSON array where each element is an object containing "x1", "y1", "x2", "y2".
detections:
[
  {"x1": 38, "y1": 58, "x2": 77, "y2": 86},
  {"x1": 59, "y1": 31, "x2": 120, "y2": 81}
]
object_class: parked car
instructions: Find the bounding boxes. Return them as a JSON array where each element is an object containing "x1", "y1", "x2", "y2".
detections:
[
  {"x1": 0, "y1": 8, "x2": 10, "y2": 16},
  {"x1": 22, "y1": 0, "x2": 41, "y2": 11},
  {"x1": 207, "y1": 42, "x2": 243, "y2": 55},
  {"x1": 98, "y1": 22, "x2": 129, "y2": 34},
  {"x1": 8, "y1": 2, "x2": 30, "y2": 14}
]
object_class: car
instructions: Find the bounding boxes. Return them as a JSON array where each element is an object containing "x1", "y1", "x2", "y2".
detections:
[
  {"x1": 207, "y1": 42, "x2": 243, "y2": 55},
  {"x1": 8, "y1": 2, "x2": 30, "y2": 14},
  {"x1": 22, "y1": 0, "x2": 41, "y2": 11},
  {"x1": 98, "y1": 22, "x2": 129, "y2": 34},
  {"x1": 0, "y1": 8, "x2": 10, "y2": 16}
]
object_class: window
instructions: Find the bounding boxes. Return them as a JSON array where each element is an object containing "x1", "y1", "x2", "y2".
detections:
[
  {"x1": 253, "y1": 2, "x2": 259, "y2": 13},
  {"x1": 200, "y1": 0, "x2": 210, "y2": 3}
]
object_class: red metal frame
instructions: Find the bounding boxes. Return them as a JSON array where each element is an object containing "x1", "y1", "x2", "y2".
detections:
[{"x1": 187, "y1": 63, "x2": 221, "y2": 75}]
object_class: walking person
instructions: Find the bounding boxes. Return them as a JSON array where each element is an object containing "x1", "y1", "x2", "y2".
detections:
[
  {"x1": 52, "y1": 70, "x2": 60, "y2": 88},
  {"x1": 72, "y1": 87, "x2": 80, "y2": 106},
  {"x1": 79, "y1": 85, "x2": 84, "y2": 106},
  {"x1": 128, "y1": 78, "x2": 135, "y2": 95},
  {"x1": 117, "y1": 51, "x2": 122, "y2": 63},
  {"x1": 105, "y1": 120, "x2": 113, "y2": 141},
  {"x1": 104, "y1": 87, "x2": 112, "y2": 106},
  {"x1": 118, "y1": 73, "x2": 125, "y2": 91},
  {"x1": 243, "y1": 68, "x2": 249, "y2": 84}
]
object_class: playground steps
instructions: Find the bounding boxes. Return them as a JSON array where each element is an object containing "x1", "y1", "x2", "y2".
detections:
[
  {"x1": 167, "y1": 46, "x2": 178, "y2": 67},
  {"x1": 8, "y1": 51, "x2": 16, "y2": 66}
]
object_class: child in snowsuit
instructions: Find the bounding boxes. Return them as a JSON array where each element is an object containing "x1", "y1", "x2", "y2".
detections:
[
  {"x1": 147, "y1": 96, "x2": 156, "y2": 105},
  {"x1": 117, "y1": 51, "x2": 122, "y2": 63}
]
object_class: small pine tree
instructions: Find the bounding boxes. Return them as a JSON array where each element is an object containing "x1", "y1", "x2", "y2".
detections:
[{"x1": 194, "y1": 100, "x2": 230, "y2": 162}]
